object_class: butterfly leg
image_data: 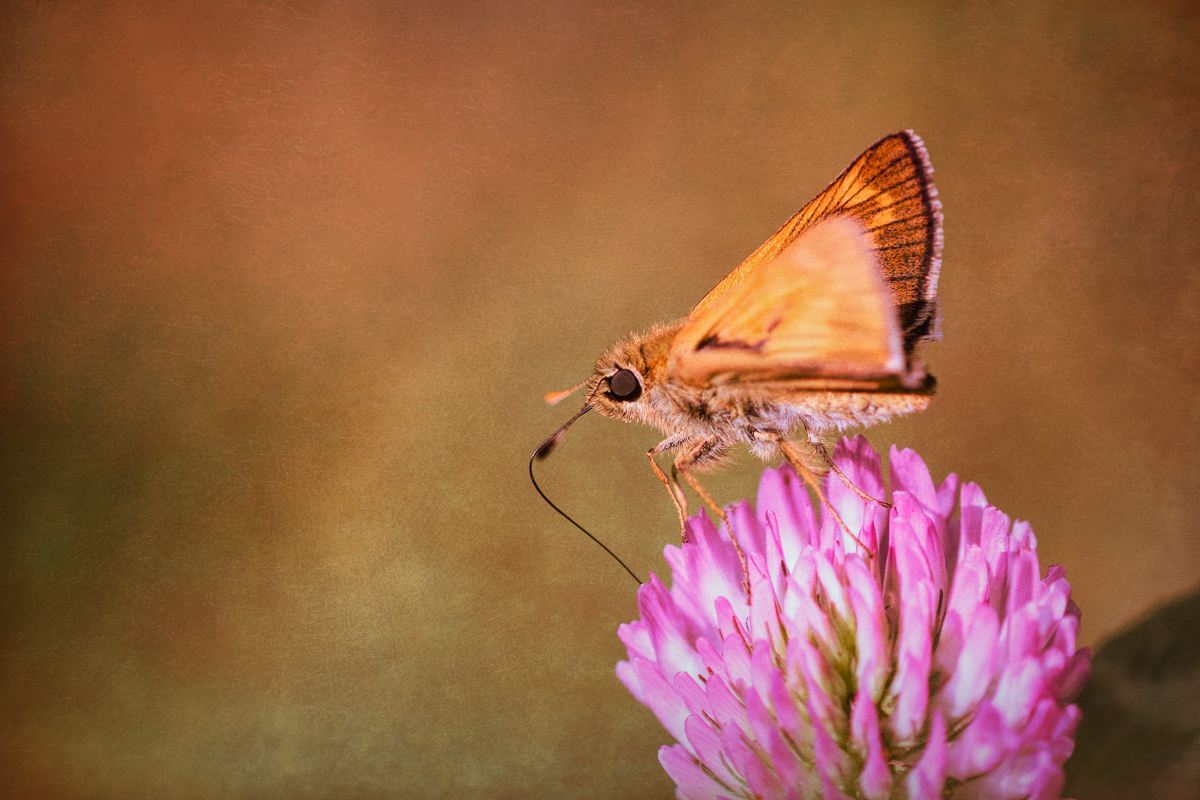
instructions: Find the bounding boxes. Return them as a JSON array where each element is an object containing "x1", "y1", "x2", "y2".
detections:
[
  {"x1": 807, "y1": 434, "x2": 892, "y2": 509},
  {"x1": 647, "y1": 436, "x2": 692, "y2": 541},
  {"x1": 647, "y1": 450, "x2": 689, "y2": 538},
  {"x1": 674, "y1": 446, "x2": 751, "y2": 596},
  {"x1": 758, "y1": 432, "x2": 874, "y2": 556}
]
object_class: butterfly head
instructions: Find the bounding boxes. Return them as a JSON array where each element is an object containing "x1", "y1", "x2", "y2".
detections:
[
  {"x1": 583, "y1": 325, "x2": 681, "y2": 428},
  {"x1": 538, "y1": 324, "x2": 680, "y2": 460}
]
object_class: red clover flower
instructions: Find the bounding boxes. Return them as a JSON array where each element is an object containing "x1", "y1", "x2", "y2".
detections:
[{"x1": 618, "y1": 436, "x2": 1092, "y2": 799}]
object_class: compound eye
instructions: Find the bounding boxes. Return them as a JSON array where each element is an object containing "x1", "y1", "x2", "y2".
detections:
[{"x1": 607, "y1": 368, "x2": 642, "y2": 401}]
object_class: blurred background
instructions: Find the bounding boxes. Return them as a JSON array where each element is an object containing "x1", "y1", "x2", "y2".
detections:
[{"x1": 2, "y1": 1, "x2": 1197, "y2": 797}]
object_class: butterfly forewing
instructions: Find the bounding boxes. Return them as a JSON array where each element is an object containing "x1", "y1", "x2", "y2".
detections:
[{"x1": 682, "y1": 131, "x2": 942, "y2": 362}]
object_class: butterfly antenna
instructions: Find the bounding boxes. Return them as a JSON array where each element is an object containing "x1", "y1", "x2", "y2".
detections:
[{"x1": 529, "y1": 408, "x2": 643, "y2": 586}]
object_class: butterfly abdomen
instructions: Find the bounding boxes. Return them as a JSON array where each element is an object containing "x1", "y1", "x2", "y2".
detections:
[{"x1": 783, "y1": 390, "x2": 932, "y2": 433}]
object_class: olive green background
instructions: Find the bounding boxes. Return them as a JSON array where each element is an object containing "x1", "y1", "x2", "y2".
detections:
[{"x1": 2, "y1": 1, "x2": 1197, "y2": 797}]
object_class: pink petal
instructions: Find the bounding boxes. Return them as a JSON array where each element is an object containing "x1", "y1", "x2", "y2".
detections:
[
  {"x1": 890, "y1": 446, "x2": 957, "y2": 565},
  {"x1": 787, "y1": 550, "x2": 817, "y2": 595},
  {"x1": 659, "y1": 744, "x2": 729, "y2": 800},
  {"x1": 1011, "y1": 519, "x2": 1037, "y2": 550},
  {"x1": 789, "y1": 636, "x2": 842, "y2": 735},
  {"x1": 727, "y1": 499, "x2": 767, "y2": 565},
  {"x1": 969, "y1": 746, "x2": 1065, "y2": 800},
  {"x1": 764, "y1": 660, "x2": 807, "y2": 753},
  {"x1": 1004, "y1": 549, "x2": 1040, "y2": 617},
  {"x1": 761, "y1": 510, "x2": 789, "y2": 596},
  {"x1": 849, "y1": 690, "x2": 892, "y2": 800},
  {"x1": 809, "y1": 695, "x2": 853, "y2": 798},
  {"x1": 905, "y1": 709, "x2": 947, "y2": 798},
  {"x1": 935, "y1": 546, "x2": 991, "y2": 680},
  {"x1": 957, "y1": 482, "x2": 989, "y2": 550},
  {"x1": 943, "y1": 546, "x2": 990, "y2": 631},
  {"x1": 1036, "y1": 567, "x2": 1071, "y2": 619},
  {"x1": 614, "y1": 659, "x2": 642, "y2": 703},
  {"x1": 833, "y1": 436, "x2": 886, "y2": 500},
  {"x1": 696, "y1": 636, "x2": 727, "y2": 684},
  {"x1": 1002, "y1": 602, "x2": 1043, "y2": 663},
  {"x1": 714, "y1": 596, "x2": 746, "y2": 647},
  {"x1": 781, "y1": 575, "x2": 838, "y2": 656},
  {"x1": 705, "y1": 672, "x2": 748, "y2": 733},
  {"x1": 888, "y1": 651, "x2": 931, "y2": 745},
  {"x1": 684, "y1": 714, "x2": 738, "y2": 787},
  {"x1": 629, "y1": 656, "x2": 690, "y2": 745},
  {"x1": 745, "y1": 685, "x2": 805, "y2": 793},
  {"x1": 673, "y1": 671, "x2": 709, "y2": 718},
  {"x1": 889, "y1": 446, "x2": 939, "y2": 512},
  {"x1": 1054, "y1": 648, "x2": 1092, "y2": 703},
  {"x1": 846, "y1": 555, "x2": 889, "y2": 702},
  {"x1": 740, "y1": 749, "x2": 786, "y2": 800},
  {"x1": 757, "y1": 462, "x2": 817, "y2": 557},
  {"x1": 634, "y1": 574, "x2": 708, "y2": 680},
  {"x1": 816, "y1": 495, "x2": 849, "y2": 557},
  {"x1": 813, "y1": 548, "x2": 851, "y2": 625},
  {"x1": 936, "y1": 602, "x2": 1000, "y2": 719},
  {"x1": 979, "y1": 505, "x2": 1014, "y2": 616},
  {"x1": 720, "y1": 626, "x2": 754, "y2": 693},
  {"x1": 888, "y1": 512, "x2": 937, "y2": 743},
  {"x1": 891, "y1": 496, "x2": 931, "y2": 585},
  {"x1": 892, "y1": 492, "x2": 947, "y2": 597},
  {"x1": 747, "y1": 557, "x2": 782, "y2": 645},
  {"x1": 1018, "y1": 697, "x2": 1082, "y2": 767},
  {"x1": 936, "y1": 472, "x2": 961, "y2": 519},
  {"x1": 669, "y1": 513, "x2": 747, "y2": 628},
  {"x1": 993, "y1": 656, "x2": 1045, "y2": 731},
  {"x1": 817, "y1": 774, "x2": 854, "y2": 800},
  {"x1": 1051, "y1": 703, "x2": 1083, "y2": 761},
  {"x1": 826, "y1": 436, "x2": 887, "y2": 552},
  {"x1": 946, "y1": 700, "x2": 1010, "y2": 781},
  {"x1": 719, "y1": 724, "x2": 775, "y2": 798}
]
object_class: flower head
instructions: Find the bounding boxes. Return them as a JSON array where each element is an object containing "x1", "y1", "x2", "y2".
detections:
[{"x1": 617, "y1": 436, "x2": 1092, "y2": 800}]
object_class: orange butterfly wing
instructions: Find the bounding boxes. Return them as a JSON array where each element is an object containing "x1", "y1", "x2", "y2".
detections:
[{"x1": 668, "y1": 131, "x2": 942, "y2": 390}]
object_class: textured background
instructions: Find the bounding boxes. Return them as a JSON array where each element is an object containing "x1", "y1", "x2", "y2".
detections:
[{"x1": 2, "y1": 1, "x2": 1198, "y2": 797}]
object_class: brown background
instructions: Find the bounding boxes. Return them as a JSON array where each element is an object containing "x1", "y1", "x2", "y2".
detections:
[{"x1": 2, "y1": 1, "x2": 1198, "y2": 797}]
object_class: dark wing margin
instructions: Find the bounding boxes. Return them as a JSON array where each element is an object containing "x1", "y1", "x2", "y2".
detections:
[{"x1": 695, "y1": 131, "x2": 943, "y2": 360}]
